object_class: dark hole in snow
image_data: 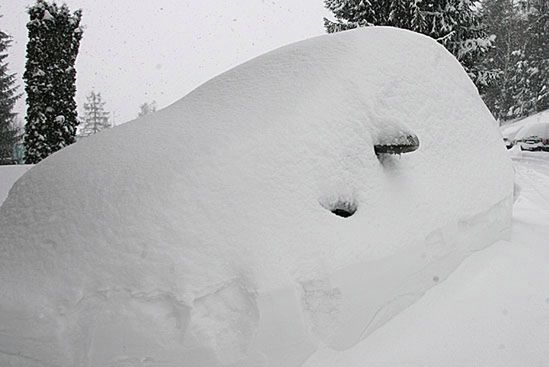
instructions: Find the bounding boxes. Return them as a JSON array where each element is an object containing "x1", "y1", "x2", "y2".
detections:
[
  {"x1": 329, "y1": 201, "x2": 357, "y2": 218},
  {"x1": 319, "y1": 197, "x2": 358, "y2": 218},
  {"x1": 332, "y1": 208, "x2": 355, "y2": 218},
  {"x1": 374, "y1": 134, "x2": 420, "y2": 156}
]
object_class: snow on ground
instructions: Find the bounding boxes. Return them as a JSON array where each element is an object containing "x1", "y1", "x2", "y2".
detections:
[
  {"x1": 0, "y1": 27, "x2": 512, "y2": 366},
  {"x1": 305, "y1": 152, "x2": 549, "y2": 367},
  {"x1": 0, "y1": 165, "x2": 33, "y2": 205}
]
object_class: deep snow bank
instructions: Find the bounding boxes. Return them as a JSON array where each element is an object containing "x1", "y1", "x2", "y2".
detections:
[{"x1": 0, "y1": 27, "x2": 513, "y2": 367}]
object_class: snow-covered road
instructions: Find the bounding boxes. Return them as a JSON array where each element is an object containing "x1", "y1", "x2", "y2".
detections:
[{"x1": 305, "y1": 152, "x2": 549, "y2": 367}]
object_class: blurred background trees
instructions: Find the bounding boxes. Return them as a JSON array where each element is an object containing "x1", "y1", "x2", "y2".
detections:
[
  {"x1": 137, "y1": 101, "x2": 157, "y2": 118},
  {"x1": 79, "y1": 91, "x2": 111, "y2": 137},
  {"x1": 0, "y1": 10, "x2": 21, "y2": 164}
]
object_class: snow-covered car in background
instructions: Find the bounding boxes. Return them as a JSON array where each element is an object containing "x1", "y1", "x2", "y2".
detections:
[
  {"x1": 0, "y1": 28, "x2": 513, "y2": 367},
  {"x1": 516, "y1": 136, "x2": 549, "y2": 151},
  {"x1": 510, "y1": 113, "x2": 549, "y2": 152}
]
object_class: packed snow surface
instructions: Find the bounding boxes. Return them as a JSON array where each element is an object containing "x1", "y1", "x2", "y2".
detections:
[{"x1": 0, "y1": 27, "x2": 513, "y2": 366}]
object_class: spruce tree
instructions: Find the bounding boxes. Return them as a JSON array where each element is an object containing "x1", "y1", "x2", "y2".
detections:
[
  {"x1": 79, "y1": 91, "x2": 110, "y2": 137},
  {"x1": 507, "y1": 0, "x2": 548, "y2": 118},
  {"x1": 0, "y1": 12, "x2": 21, "y2": 163},
  {"x1": 23, "y1": 0, "x2": 83, "y2": 164},
  {"x1": 480, "y1": 0, "x2": 522, "y2": 120},
  {"x1": 324, "y1": 0, "x2": 495, "y2": 89}
]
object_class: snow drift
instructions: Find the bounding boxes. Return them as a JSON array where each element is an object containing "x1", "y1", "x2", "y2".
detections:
[{"x1": 0, "y1": 27, "x2": 513, "y2": 367}]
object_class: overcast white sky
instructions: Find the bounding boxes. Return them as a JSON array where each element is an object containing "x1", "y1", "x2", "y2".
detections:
[{"x1": 3, "y1": 0, "x2": 329, "y2": 124}]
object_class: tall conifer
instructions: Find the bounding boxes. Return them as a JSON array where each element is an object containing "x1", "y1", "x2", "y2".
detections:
[{"x1": 24, "y1": 0, "x2": 83, "y2": 163}]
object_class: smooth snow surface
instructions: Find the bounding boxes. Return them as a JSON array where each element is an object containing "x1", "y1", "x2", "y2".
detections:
[
  {"x1": 0, "y1": 165, "x2": 33, "y2": 205},
  {"x1": 0, "y1": 27, "x2": 513, "y2": 367}
]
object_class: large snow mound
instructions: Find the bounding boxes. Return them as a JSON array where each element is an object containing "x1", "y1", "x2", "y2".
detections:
[{"x1": 0, "y1": 27, "x2": 513, "y2": 367}]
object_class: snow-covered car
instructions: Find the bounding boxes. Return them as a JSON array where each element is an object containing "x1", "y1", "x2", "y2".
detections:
[
  {"x1": 516, "y1": 136, "x2": 549, "y2": 151},
  {"x1": 0, "y1": 28, "x2": 513, "y2": 367},
  {"x1": 513, "y1": 116, "x2": 549, "y2": 151}
]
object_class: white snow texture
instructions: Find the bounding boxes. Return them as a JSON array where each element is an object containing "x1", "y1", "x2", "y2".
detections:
[{"x1": 0, "y1": 27, "x2": 513, "y2": 367}]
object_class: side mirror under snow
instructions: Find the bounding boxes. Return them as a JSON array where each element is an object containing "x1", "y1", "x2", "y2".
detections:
[{"x1": 374, "y1": 133, "x2": 420, "y2": 155}]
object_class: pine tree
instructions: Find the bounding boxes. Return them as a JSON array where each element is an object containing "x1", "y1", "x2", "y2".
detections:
[
  {"x1": 79, "y1": 91, "x2": 111, "y2": 137},
  {"x1": 507, "y1": 0, "x2": 548, "y2": 118},
  {"x1": 23, "y1": 0, "x2": 83, "y2": 164},
  {"x1": 137, "y1": 101, "x2": 157, "y2": 118},
  {"x1": 479, "y1": 0, "x2": 523, "y2": 120},
  {"x1": 0, "y1": 11, "x2": 21, "y2": 163},
  {"x1": 324, "y1": 0, "x2": 496, "y2": 89}
]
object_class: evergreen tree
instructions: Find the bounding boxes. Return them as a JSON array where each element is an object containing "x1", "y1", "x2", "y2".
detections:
[
  {"x1": 79, "y1": 91, "x2": 111, "y2": 137},
  {"x1": 137, "y1": 100, "x2": 157, "y2": 118},
  {"x1": 507, "y1": 0, "x2": 548, "y2": 118},
  {"x1": 324, "y1": 0, "x2": 495, "y2": 89},
  {"x1": 0, "y1": 11, "x2": 21, "y2": 163},
  {"x1": 480, "y1": 0, "x2": 523, "y2": 120},
  {"x1": 23, "y1": 0, "x2": 83, "y2": 164}
]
